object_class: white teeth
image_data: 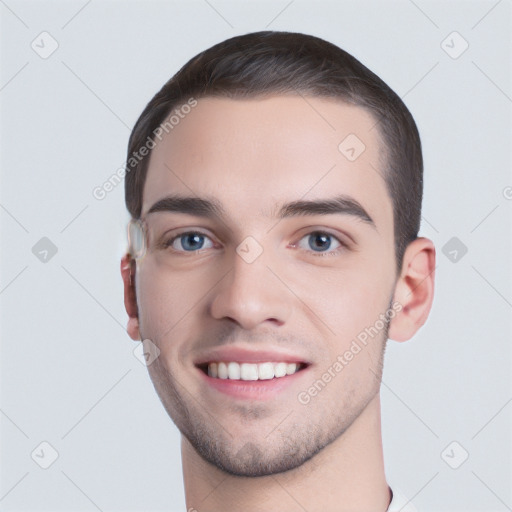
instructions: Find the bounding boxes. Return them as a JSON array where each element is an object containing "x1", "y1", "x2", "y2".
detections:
[
  {"x1": 206, "y1": 361, "x2": 303, "y2": 380},
  {"x1": 227, "y1": 361, "x2": 240, "y2": 380},
  {"x1": 286, "y1": 363, "x2": 298, "y2": 375},
  {"x1": 274, "y1": 362, "x2": 287, "y2": 378},
  {"x1": 217, "y1": 362, "x2": 228, "y2": 379},
  {"x1": 208, "y1": 362, "x2": 218, "y2": 378},
  {"x1": 258, "y1": 362, "x2": 274, "y2": 380},
  {"x1": 240, "y1": 363, "x2": 259, "y2": 381}
]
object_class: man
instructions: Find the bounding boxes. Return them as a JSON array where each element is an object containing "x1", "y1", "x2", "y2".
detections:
[{"x1": 121, "y1": 31, "x2": 435, "y2": 511}]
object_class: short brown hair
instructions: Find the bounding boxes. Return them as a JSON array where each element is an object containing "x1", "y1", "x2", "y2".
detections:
[{"x1": 125, "y1": 31, "x2": 423, "y2": 269}]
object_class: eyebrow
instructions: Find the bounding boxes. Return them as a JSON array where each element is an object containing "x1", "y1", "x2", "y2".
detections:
[
  {"x1": 147, "y1": 194, "x2": 375, "y2": 227},
  {"x1": 277, "y1": 196, "x2": 375, "y2": 226}
]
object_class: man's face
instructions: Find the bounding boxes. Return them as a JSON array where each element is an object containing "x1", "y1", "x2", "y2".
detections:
[{"x1": 135, "y1": 95, "x2": 397, "y2": 476}]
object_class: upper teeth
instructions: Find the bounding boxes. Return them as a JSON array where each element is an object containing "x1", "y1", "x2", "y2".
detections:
[{"x1": 207, "y1": 361, "x2": 301, "y2": 380}]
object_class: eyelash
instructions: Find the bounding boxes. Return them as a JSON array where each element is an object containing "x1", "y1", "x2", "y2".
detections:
[{"x1": 162, "y1": 230, "x2": 348, "y2": 257}]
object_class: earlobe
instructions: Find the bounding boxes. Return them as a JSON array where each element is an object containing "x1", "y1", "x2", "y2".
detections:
[
  {"x1": 120, "y1": 254, "x2": 141, "y2": 341},
  {"x1": 388, "y1": 237, "x2": 436, "y2": 342}
]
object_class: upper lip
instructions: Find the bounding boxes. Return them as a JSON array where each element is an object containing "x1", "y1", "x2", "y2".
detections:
[{"x1": 194, "y1": 346, "x2": 311, "y2": 366}]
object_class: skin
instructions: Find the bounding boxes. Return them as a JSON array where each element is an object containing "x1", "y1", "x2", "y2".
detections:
[{"x1": 121, "y1": 96, "x2": 436, "y2": 512}]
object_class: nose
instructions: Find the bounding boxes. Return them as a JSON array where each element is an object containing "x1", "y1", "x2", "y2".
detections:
[{"x1": 209, "y1": 249, "x2": 292, "y2": 330}]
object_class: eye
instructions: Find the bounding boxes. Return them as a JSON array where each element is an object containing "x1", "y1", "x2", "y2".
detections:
[
  {"x1": 294, "y1": 231, "x2": 343, "y2": 255},
  {"x1": 166, "y1": 231, "x2": 215, "y2": 252}
]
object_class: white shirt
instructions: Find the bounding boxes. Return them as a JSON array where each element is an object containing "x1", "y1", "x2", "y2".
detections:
[{"x1": 387, "y1": 487, "x2": 418, "y2": 512}]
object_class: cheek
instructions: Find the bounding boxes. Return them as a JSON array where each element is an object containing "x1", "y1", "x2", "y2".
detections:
[
  {"x1": 302, "y1": 271, "x2": 389, "y2": 398},
  {"x1": 296, "y1": 261, "x2": 393, "y2": 343},
  {"x1": 135, "y1": 263, "x2": 192, "y2": 341},
  {"x1": 135, "y1": 260, "x2": 222, "y2": 356}
]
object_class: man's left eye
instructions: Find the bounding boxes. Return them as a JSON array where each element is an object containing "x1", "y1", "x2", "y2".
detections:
[
  {"x1": 296, "y1": 231, "x2": 342, "y2": 253},
  {"x1": 164, "y1": 230, "x2": 344, "y2": 255}
]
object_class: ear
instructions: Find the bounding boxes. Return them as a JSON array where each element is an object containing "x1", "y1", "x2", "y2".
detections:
[
  {"x1": 120, "y1": 254, "x2": 141, "y2": 341},
  {"x1": 388, "y1": 237, "x2": 436, "y2": 342}
]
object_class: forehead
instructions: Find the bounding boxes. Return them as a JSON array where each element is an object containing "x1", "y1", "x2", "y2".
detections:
[{"x1": 142, "y1": 95, "x2": 392, "y2": 231}]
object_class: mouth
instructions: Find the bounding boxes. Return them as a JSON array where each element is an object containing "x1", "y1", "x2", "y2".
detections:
[
  {"x1": 196, "y1": 361, "x2": 308, "y2": 381},
  {"x1": 194, "y1": 349, "x2": 311, "y2": 400},
  {"x1": 196, "y1": 361, "x2": 309, "y2": 401}
]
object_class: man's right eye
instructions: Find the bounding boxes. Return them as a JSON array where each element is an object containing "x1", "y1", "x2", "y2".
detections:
[{"x1": 164, "y1": 231, "x2": 215, "y2": 252}]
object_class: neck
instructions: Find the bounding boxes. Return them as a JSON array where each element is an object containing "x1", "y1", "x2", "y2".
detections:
[{"x1": 181, "y1": 393, "x2": 391, "y2": 512}]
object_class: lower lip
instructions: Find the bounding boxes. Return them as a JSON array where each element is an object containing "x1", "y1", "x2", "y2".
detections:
[{"x1": 197, "y1": 366, "x2": 309, "y2": 400}]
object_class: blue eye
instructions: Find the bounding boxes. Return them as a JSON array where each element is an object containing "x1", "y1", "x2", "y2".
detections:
[
  {"x1": 164, "y1": 230, "x2": 345, "y2": 256},
  {"x1": 297, "y1": 231, "x2": 342, "y2": 254},
  {"x1": 169, "y1": 232, "x2": 214, "y2": 252}
]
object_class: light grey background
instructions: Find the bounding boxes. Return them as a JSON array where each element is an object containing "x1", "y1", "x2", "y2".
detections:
[{"x1": 1, "y1": 0, "x2": 511, "y2": 510}]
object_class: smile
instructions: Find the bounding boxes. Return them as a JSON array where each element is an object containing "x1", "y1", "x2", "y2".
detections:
[{"x1": 205, "y1": 361, "x2": 305, "y2": 381}]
